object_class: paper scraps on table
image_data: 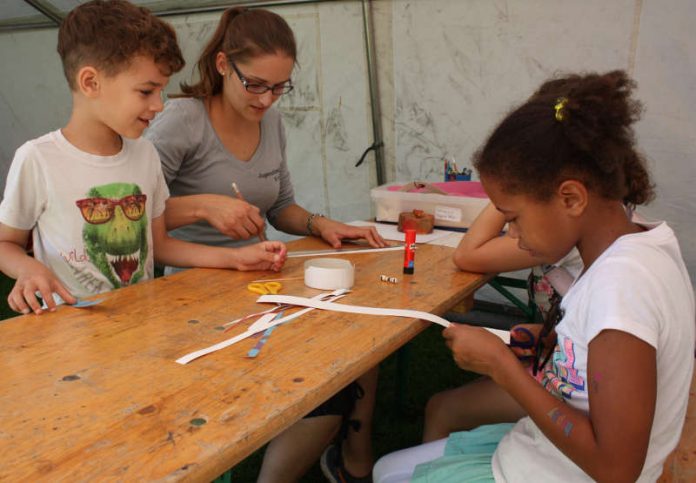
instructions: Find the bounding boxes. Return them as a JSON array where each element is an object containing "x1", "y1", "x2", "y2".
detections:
[
  {"x1": 246, "y1": 311, "x2": 284, "y2": 358},
  {"x1": 176, "y1": 290, "x2": 349, "y2": 365},
  {"x1": 71, "y1": 298, "x2": 105, "y2": 308}
]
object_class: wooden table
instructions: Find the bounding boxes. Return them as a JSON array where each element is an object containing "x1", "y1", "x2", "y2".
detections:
[{"x1": 0, "y1": 238, "x2": 489, "y2": 481}]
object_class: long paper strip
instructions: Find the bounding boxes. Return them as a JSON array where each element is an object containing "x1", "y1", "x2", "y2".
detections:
[
  {"x1": 257, "y1": 294, "x2": 511, "y2": 343},
  {"x1": 287, "y1": 246, "x2": 403, "y2": 258}
]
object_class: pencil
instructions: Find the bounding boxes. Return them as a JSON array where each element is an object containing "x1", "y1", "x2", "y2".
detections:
[{"x1": 231, "y1": 181, "x2": 267, "y2": 242}]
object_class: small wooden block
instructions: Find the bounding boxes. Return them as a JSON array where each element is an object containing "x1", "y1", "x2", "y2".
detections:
[{"x1": 398, "y1": 210, "x2": 435, "y2": 234}]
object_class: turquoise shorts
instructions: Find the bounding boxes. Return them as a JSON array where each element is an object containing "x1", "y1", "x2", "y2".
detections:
[{"x1": 411, "y1": 423, "x2": 515, "y2": 482}]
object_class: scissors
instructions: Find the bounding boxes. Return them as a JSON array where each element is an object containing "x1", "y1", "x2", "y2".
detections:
[
  {"x1": 508, "y1": 326, "x2": 536, "y2": 363},
  {"x1": 247, "y1": 281, "x2": 282, "y2": 296}
]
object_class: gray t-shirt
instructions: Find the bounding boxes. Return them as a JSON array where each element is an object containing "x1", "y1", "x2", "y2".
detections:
[{"x1": 145, "y1": 98, "x2": 296, "y2": 248}]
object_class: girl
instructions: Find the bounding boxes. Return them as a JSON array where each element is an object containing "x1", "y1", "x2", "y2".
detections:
[
  {"x1": 423, "y1": 202, "x2": 583, "y2": 442},
  {"x1": 374, "y1": 70, "x2": 695, "y2": 482}
]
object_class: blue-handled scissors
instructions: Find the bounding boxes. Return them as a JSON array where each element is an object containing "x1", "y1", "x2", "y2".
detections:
[{"x1": 247, "y1": 281, "x2": 282, "y2": 296}]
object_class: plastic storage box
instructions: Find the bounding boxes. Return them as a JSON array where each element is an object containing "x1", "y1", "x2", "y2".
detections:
[{"x1": 371, "y1": 181, "x2": 489, "y2": 230}]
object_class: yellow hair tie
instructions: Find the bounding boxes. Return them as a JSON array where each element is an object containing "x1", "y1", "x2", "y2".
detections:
[{"x1": 554, "y1": 97, "x2": 568, "y2": 122}]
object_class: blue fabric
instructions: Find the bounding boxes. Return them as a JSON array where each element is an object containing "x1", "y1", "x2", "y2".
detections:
[{"x1": 411, "y1": 423, "x2": 514, "y2": 482}]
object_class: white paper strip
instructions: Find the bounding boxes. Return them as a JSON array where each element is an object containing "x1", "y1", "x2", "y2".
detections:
[
  {"x1": 287, "y1": 246, "x2": 403, "y2": 258},
  {"x1": 257, "y1": 294, "x2": 511, "y2": 343}
]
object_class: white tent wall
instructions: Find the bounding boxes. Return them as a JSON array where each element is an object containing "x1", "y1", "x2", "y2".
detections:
[
  {"x1": 370, "y1": 0, "x2": 696, "y2": 297},
  {"x1": 1, "y1": 0, "x2": 694, "y2": 291}
]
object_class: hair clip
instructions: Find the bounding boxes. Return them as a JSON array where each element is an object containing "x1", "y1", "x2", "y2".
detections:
[{"x1": 554, "y1": 97, "x2": 568, "y2": 122}]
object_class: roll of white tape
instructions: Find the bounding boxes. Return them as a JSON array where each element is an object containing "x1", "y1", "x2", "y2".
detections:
[{"x1": 304, "y1": 258, "x2": 355, "y2": 290}]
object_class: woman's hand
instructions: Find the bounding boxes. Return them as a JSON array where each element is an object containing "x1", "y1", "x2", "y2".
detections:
[
  {"x1": 312, "y1": 218, "x2": 387, "y2": 248},
  {"x1": 443, "y1": 323, "x2": 516, "y2": 379},
  {"x1": 200, "y1": 195, "x2": 266, "y2": 240},
  {"x1": 9, "y1": 262, "x2": 76, "y2": 315},
  {"x1": 230, "y1": 241, "x2": 287, "y2": 272}
]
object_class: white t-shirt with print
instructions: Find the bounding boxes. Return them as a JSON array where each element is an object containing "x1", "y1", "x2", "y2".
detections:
[
  {"x1": 492, "y1": 221, "x2": 695, "y2": 482},
  {"x1": 0, "y1": 130, "x2": 169, "y2": 299}
]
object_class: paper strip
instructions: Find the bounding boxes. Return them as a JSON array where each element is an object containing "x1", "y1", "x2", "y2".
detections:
[
  {"x1": 257, "y1": 294, "x2": 511, "y2": 343},
  {"x1": 287, "y1": 246, "x2": 403, "y2": 258},
  {"x1": 246, "y1": 326, "x2": 275, "y2": 358},
  {"x1": 71, "y1": 297, "x2": 105, "y2": 308}
]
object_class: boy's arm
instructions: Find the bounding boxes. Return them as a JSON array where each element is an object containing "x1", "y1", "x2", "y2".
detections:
[
  {"x1": 0, "y1": 223, "x2": 76, "y2": 314},
  {"x1": 151, "y1": 215, "x2": 286, "y2": 272},
  {"x1": 453, "y1": 202, "x2": 545, "y2": 273}
]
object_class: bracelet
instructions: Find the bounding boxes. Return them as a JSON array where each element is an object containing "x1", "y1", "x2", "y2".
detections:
[{"x1": 306, "y1": 213, "x2": 324, "y2": 236}]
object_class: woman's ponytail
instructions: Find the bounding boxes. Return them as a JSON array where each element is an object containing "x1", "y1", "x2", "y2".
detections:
[{"x1": 175, "y1": 7, "x2": 296, "y2": 99}]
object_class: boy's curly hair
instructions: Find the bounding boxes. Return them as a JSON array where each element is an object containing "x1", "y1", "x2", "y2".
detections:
[{"x1": 57, "y1": 0, "x2": 184, "y2": 91}]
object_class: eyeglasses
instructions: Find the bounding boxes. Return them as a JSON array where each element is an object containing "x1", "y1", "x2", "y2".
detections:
[
  {"x1": 75, "y1": 194, "x2": 147, "y2": 225},
  {"x1": 228, "y1": 58, "x2": 294, "y2": 95},
  {"x1": 532, "y1": 292, "x2": 564, "y2": 376}
]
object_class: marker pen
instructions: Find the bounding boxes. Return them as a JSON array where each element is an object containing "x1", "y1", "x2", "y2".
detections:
[{"x1": 403, "y1": 229, "x2": 416, "y2": 274}]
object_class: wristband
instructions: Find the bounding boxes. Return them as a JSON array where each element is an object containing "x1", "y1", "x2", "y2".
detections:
[{"x1": 306, "y1": 213, "x2": 324, "y2": 236}]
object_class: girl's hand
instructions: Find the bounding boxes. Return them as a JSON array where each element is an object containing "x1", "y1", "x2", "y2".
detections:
[
  {"x1": 443, "y1": 323, "x2": 515, "y2": 378},
  {"x1": 231, "y1": 241, "x2": 287, "y2": 272},
  {"x1": 9, "y1": 263, "x2": 76, "y2": 315},
  {"x1": 202, "y1": 195, "x2": 266, "y2": 240},
  {"x1": 313, "y1": 218, "x2": 387, "y2": 248}
]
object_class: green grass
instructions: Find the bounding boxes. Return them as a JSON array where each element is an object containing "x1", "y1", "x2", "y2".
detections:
[{"x1": 0, "y1": 272, "x2": 474, "y2": 482}]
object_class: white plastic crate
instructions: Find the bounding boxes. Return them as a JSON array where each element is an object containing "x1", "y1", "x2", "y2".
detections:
[{"x1": 370, "y1": 181, "x2": 489, "y2": 230}]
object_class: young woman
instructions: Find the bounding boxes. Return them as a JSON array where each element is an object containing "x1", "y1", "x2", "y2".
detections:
[
  {"x1": 374, "y1": 70, "x2": 695, "y2": 482},
  {"x1": 145, "y1": 7, "x2": 384, "y2": 254},
  {"x1": 145, "y1": 8, "x2": 379, "y2": 482}
]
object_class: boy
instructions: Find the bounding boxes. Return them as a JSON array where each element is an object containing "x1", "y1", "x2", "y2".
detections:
[{"x1": 0, "y1": 0, "x2": 286, "y2": 316}]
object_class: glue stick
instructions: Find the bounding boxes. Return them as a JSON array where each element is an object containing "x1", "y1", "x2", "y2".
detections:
[{"x1": 403, "y1": 229, "x2": 416, "y2": 274}]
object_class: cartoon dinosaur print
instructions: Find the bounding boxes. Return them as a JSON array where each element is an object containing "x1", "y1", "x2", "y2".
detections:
[{"x1": 79, "y1": 183, "x2": 148, "y2": 289}]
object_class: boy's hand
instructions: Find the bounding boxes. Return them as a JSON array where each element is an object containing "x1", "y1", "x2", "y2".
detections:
[
  {"x1": 9, "y1": 263, "x2": 76, "y2": 315},
  {"x1": 231, "y1": 241, "x2": 287, "y2": 272}
]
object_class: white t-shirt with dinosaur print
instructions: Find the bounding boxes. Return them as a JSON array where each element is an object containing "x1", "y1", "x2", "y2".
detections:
[{"x1": 0, "y1": 129, "x2": 169, "y2": 300}]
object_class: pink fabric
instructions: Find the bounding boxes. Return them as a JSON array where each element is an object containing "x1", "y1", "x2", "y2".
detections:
[{"x1": 388, "y1": 181, "x2": 488, "y2": 198}]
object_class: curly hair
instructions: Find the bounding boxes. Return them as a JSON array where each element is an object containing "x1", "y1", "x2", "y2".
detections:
[
  {"x1": 57, "y1": 0, "x2": 184, "y2": 91},
  {"x1": 473, "y1": 70, "x2": 654, "y2": 206}
]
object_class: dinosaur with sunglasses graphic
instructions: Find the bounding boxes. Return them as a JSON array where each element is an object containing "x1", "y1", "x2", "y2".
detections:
[{"x1": 76, "y1": 182, "x2": 148, "y2": 289}]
